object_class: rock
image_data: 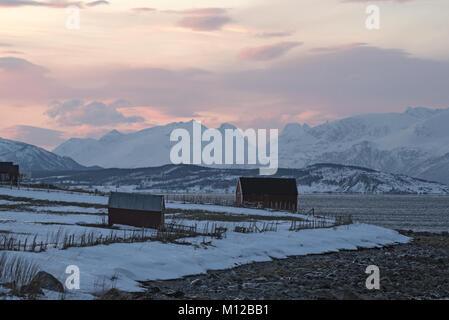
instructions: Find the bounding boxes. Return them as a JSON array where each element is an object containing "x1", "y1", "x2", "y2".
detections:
[
  {"x1": 190, "y1": 279, "x2": 203, "y2": 286},
  {"x1": 272, "y1": 274, "x2": 283, "y2": 280},
  {"x1": 23, "y1": 271, "x2": 64, "y2": 294},
  {"x1": 135, "y1": 237, "x2": 449, "y2": 300},
  {"x1": 242, "y1": 282, "x2": 257, "y2": 289},
  {"x1": 150, "y1": 286, "x2": 161, "y2": 293},
  {"x1": 318, "y1": 282, "x2": 331, "y2": 289},
  {"x1": 166, "y1": 290, "x2": 185, "y2": 298},
  {"x1": 341, "y1": 289, "x2": 362, "y2": 300},
  {"x1": 18, "y1": 285, "x2": 43, "y2": 296},
  {"x1": 311, "y1": 289, "x2": 335, "y2": 300},
  {"x1": 99, "y1": 288, "x2": 132, "y2": 300}
]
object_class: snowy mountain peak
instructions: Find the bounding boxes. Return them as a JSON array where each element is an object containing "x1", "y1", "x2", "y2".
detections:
[
  {"x1": 282, "y1": 123, "x2": 305, "y2": 135},
  {"x1": 53, "y1": 107, "x2": 449, "y2": 185},
  {"x1": 219, "y1": 123, "x2": 238, "y2": 131},
  {"x1": 103, "y1": 129, "x2": 122, "y2": 137},
  {"x1": 0, "y1": 137, "x2": 86, "y2": 172},
  {"x1": 99, "y1": 129, "x2": 124, "y2": 143},
  {"x1": 404, "y1": 106, "x2": 445, "y2": 119}
]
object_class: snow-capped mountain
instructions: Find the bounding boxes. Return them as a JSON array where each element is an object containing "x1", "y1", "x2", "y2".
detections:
[
  {"x1": 278, "y1": 107, "x2": 449, "y2": 184},
  {"x1": 33, "y1": 163, "x2": 449, "y2": 194},
  {"x1": 53, "y1": 107, "x2": 449, "y2": 184},
  {"x1": 0, "y1": 137, "x2": 86, "y2": 172},
  {"x1": 53, "y1": 121, "x2": 234, "y2": 169}
]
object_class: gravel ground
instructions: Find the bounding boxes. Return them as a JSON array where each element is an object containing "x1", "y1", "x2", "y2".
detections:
[{"x1": 105, "y1": 230, "x2": 449, "y2": 300}]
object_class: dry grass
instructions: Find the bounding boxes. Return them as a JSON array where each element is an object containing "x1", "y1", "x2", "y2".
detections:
[
  {"x1": 412, "y1": 235, "x2": 449, "y2": 249},
  {"x1": 165, "y1": 194, "x2": 235, "y2": 206},
  {"x1": 0, "y1": 194, "x2": 106, "y2": 210},
  {"x1": 168, "y1": 209, "x2": 306, "y2": 222},
  {"x1": 0, "y1": 234, "x2": 45, "y2": 252},
  {"x1": 0, "y1": 253, "x2": 40, "y2": 290},
  {"x1": 234, "y1": 222, "x2": 279, "y2": 234}
]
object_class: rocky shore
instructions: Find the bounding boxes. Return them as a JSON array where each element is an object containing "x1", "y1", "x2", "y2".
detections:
[{"x1": 107, "y1": 230, "x2": 449, "y2": 300}]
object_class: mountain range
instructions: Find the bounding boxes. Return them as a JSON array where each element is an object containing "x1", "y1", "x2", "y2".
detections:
[
  {"x1": 52, "y1": 107, "x2": 449, "y2": 185},
  {"x1": 33, "y1": 163, "x2": 449, "y2": 194},
  {"x1": 0, "y1": 137, "x2": 86, "y2": 172}
]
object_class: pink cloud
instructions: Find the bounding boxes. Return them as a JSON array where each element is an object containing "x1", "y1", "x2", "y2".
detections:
[
  {"x1": 0, "y1": 125, "x2": 65, "y2": 150},
  {"x1": 45, "y1": 100, "x2": 144, "y2": 126},
  {"x1": 131, "y1": 7, "x2": 156, "y2": 13},
  {"x1": 0, "y1": 57, "x2": 66, "y2": 104},
  {"x1": 0, "y1": 0, "x2": 98, "y2": 9},
  {"x1": 177, "y1": 8, "x2": 228, "y2": 15},
  {"x1": 177, "y1": 15, "x2": 231, "y2": 31},
  {"x1": 255, "y1": 31, "x2": 294, "y2": 39},
  {"x1": 169, "y1": 7, "x2": 232, "y2": 31},
  {"x1": 3, "y1": 46, "x2": 449, "y2": 136},
  {"x1": 164, "y1": 8, "x2": 228, "y2": 15},
  {"x1": 310, "y1": 43, "x2": 368, "y2": 53},
  {"x1": 238, "y1": 42, "x2": 303, "y2": 61},
  {"x1": 0, "y1": 0, "x2": 48, "y2": 7},
  {"x1": 85, "y1": 0, "x2": 108, "y2": 7}
]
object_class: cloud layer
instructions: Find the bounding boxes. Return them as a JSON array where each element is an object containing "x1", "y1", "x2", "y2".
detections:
[
  {"x1": 0, "y1": 0, "x2": 98, "y2": 8},
  {"x1": 2, "y1": 44, "x2": 449, "y2": 133},
  {"x1": 85, "y1": 0, "x2": 108, "y2": 7},
  {"x1": 45, "y1": 100, "x2": 145, "y2": 126},
  {"x1": 0, "y1": 125, "x2": 65, "y2": 150},
  {"x1": 173, "y1": 7, "x2": 232, "y2": 31},
  {"x1": 238, "y1": 42, "x2": 303, "y2": 61}
]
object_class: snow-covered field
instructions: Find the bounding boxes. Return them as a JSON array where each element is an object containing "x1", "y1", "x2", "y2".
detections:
[
  {"x1": 0, "y1": 187, "x2": 107, "y2": 205},
  {"x1": 0, "y1": 186, "x2": 410, "y2": 300}
]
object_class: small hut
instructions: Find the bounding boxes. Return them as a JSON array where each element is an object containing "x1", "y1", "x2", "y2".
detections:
[
  {"x1": 108, "y1": 192, "x2": 165, "y2": 228},
  {"x1": 0, "y1": 162, "x2": 19, "y2": 185},
  {"x1": 236, "y1": 177, "x2": 298, "y2": 212}
]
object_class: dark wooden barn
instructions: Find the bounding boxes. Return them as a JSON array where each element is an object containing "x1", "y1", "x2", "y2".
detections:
[
  {"x1": 0, "y1": 162, "x2": 19, "y2": 185},
  {"x1": 108, "y1": 192, "x2": 165, "y2": 228},
  {"x1": 236, "y1": 177, "x2": 298, "y2": 212}
]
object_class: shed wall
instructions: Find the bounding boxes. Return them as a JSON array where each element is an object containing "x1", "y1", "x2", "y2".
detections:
[
  {"x1": 108, "y1": 208, "x2": 164, "y2": 229},
  {"x1": 242, "y1": 193, "x2": 297, "y2": 211}
]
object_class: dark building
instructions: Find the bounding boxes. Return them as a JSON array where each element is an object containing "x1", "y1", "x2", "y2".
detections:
[
  {"x1": 236, "y1": 177, "x2": 298, "y2": 212},
  {"x1": 0, "y1": 162, "x2": 19, "y2": 185},
  {"x1": 108, "y1": 192, "x2": 165, "y2": 228}
]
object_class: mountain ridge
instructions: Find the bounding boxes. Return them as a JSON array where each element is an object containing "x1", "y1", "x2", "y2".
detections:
[
  {"x1": 0, "y1": 137, "x2": 89, "y2": 172},
  {"x1": 32, "y1": 163, "x2": 449, "y2": 195},
  {"x1": 53, "y1": 107, "x2": 449, "y2": 184}
]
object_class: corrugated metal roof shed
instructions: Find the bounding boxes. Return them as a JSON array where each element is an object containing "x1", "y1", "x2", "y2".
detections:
[{"x1": 108, "y1": 192, "x2": 164, "y2": 212}]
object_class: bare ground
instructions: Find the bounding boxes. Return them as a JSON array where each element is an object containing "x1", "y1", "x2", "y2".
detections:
[{"x1": 109, "y1": 230, "x2": 449, "y2": 300}]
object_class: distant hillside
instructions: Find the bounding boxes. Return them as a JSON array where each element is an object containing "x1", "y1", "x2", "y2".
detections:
[
  {"x1": 0, "y1": 137, "x2": 87, "y2": 172},
  {"x1": 33, "y1": 163, "x2": 449, "y2": 194}
]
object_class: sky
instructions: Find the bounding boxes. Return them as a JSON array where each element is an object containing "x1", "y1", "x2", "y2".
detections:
[{"x1": 0, "y1": 0, "x2": 448, "y2": 150}]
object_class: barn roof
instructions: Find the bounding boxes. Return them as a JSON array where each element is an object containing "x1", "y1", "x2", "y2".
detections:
[
  {"x1": 108, "y1": 192, "x2": 164, "y2": 212},
  {"x1": 238, "y1": 177, "x2": 298, "y2": 196}
]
